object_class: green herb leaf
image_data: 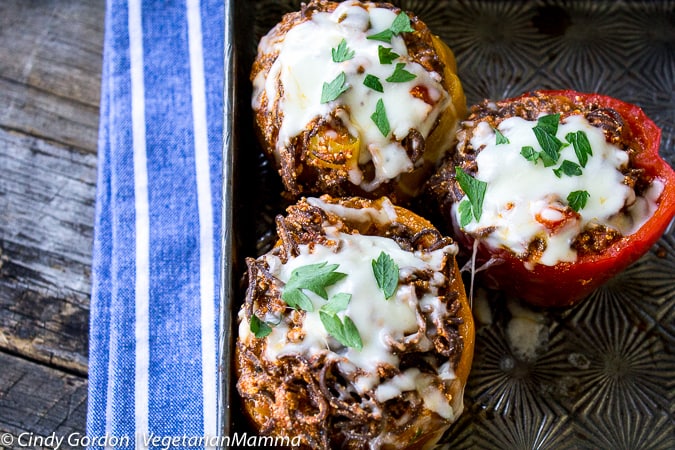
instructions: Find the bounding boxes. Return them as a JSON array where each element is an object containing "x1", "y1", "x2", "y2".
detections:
[
  {"x1": 458, "y1": 200, "x2": 473, "y2": 228},
  {"x1": 371, "y1": 98, "x2": 390, "y2": 137},
  {"x1": 386, "y1": 63, "x2": 416, "y2": 83},
  {"x1": 320, "y1": 311, "x2": 363, "y2": 350},
  {"x1": 455, "y1": 167, "x2": 488, "y2": 222},
  {"x1": 493, "y1": 127, "x2": 510, "y2": 145},
  {"x1": 566, "y1": 130, "x2": 593, "y2": 167},
  {"x1": 281, "y1": 289, "x2": 314, "y2": 311},
  {"x1": 321, "y1": 293, "x2": 352, "y2": 315},
  {"x1": 372, "y1": 251, "x2": 399, "y2": 299},
  {"x1": 341, "y1": 316, "x2": 363, "y2": 349},
  {"x1": 367, "y1": 29, "x2": 393, "y2": 43},
  {"x1": 378, "y1": 45, "x2": 399, "y2": 64},
  {"x1": 553, "y1": 160, "x2": 583, "y2": 178},
  {"x1": 390, "y1": 12, "x2": 414, "y2": 35},
  {"x1": 520, "y1": 145, "x2": 540, "y2": 163},
  {"x1": 332, "y1": 38, "x2": 355, "y2": 63},
  {"x1": 363, "y1": 74, "x2": 384, "y2": 93},
  {"x1": 367, "y1": 12, "x2": 413, "y2": 43},
  {"x1": 250, "y1": 314, "x2": 272, "y2": 338},
  {"x1": 532, "y1": 125, "x2": 564, "y2": 167},
  {"x1": 536, "y1": 113, "x2": 561, "y2": 136},
  {"x1": 567, "y1": 190, "x2": 590, "y2": 212},
  {"x1": 320, "y1": 72, "x2": 350, "y2": 104},
  {"x1": 282, "y1": 262, "x2": 347, "y2": 311}
]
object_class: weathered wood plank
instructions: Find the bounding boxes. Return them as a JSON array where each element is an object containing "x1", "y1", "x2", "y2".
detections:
[
  {"x1": 0, "y1": 351, "x2": 87, "y2": 449},
  {"x1": 0, "y1": 0, "x2": 104, "y2": 153},
  {"x1": 0, "y1": 128, "x2": 96, "y2": 375}
]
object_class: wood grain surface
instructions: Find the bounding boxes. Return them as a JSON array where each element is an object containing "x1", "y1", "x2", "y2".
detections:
[{"x1": 0, "y1": 0, "x2": 104, "y2": 443}]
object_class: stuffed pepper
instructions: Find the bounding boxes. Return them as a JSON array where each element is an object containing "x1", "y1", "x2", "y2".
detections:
[
  {"x1": 427, "y1": 90, "x2": 675, "y2": 307},
  {"x1": 251, "y1": 0, "x2": 466, "y2": 203},
  {"x1": 236, "y1": 195, "x2": 474, "y2": 449}
]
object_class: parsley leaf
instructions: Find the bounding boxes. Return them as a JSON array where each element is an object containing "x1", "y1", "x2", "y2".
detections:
[
  {"x1": 458, "y1": 200, "x2": 473, "y2": 228},
  {"x1": 282, "y1": 262, "x2": 347, "y2": 311},
  {"x1": 331, "y1": 38, "x2": 355, "y2": 63},
  {"x1": 372, "y1": 252, "x2": 399, "y2": 299},
  {"x1": 282, "y1": 289, "x2": 314, "y2": 312},
  {"x1": 537, "y1": 113, "x2": 561, "y2": 136},
  {"x1": 371, "y1": 99, "x2": 390, "y2": 137},
  {"x1": 494, "y1": 127, "x2": 510, "y2": 145},
  {"x1": 320, "y1": 293, "x2": 352, "y2": 315},
  {"x1": 567, "y1": 190, "x2": 590, "y2": 212},
  {"x1": 367, "y1": 29, "x2": 393, "y2": 43},
  {"x1": 553, "y1": 160, "x2": 583, "y2": 178},
  {"x1": 566, "y1": 130, "x2": 593, "y2": 167},
  {"x1": 250, "y1": 314, "x2": 272, "y2": 338},
  {"x1": 363, "y1": 74, "x2": 384, "y2": 93},
  {"x1": 520, "y1": 145, "x2": 540, "y2": 163},
  {"x1": 455, "y1": 167, "x2": 488, "y2": 223},
  {"x1": 320, "y1": 311, "x2": 363, "y2": 350},
  {"x1": 367, "y1": 12, "x2": 414, "y2": 43},
  {"x1": 386, "y1": 63, "x2": 416, "y2": 82},
  {"x1": 390, "y1": 12, "x2": 414, "y2": 35},
  {"x1": 320, "y1": 72, "x2": 350, "y2": 104},
  {"x1": 532, "y1": 125, "x2": 564, "y2": 167},
  {"x1": 378, "y1": 45, "x2": 399, "y2": 64}
]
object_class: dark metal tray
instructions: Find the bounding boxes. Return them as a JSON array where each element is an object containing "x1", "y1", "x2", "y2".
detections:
[{"x1": 220, "y1": 1, "x2": 675, "y2": 447}]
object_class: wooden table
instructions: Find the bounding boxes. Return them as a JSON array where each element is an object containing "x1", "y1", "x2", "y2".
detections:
[{"x1": 0, "y1": 0, "x2": 103, "y2": 441}]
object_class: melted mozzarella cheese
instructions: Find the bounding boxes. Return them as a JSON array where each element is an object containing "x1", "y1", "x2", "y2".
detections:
[
  {"x1": 455, "y1": 114, "x2": 660, "y2": 266},
  {"x1": 252, "y1": 0, "x2": 449, "y2": 191}
]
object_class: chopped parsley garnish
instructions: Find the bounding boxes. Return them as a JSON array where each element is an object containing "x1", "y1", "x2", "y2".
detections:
[
  {"x1": 553, "y1": 160, "x2": 583, "y2": 178},
  {"x1": 367, "y1": 12, "x2": 414, "y2": 43},
  {"x1": 566, "y1": 130, "x2": 593, "y2": 167},
  {"x1": 386, "y1": 63, "x2": 416, "y2": 83},
  {"x1": 493, "y1": 127, "x2": 510, "y2": 145},
  {"x1": 372, "y1": 252, "x2": 399, "y2": 299},
  {"x1": 522, "y1": 113, "x2": 565, "y2": 167},
  {"x1": 320, "y1": 293, "x2": 352, "y2": 315},
  {"x1": 455, "y1": 167, "x2": 488, "y2": 225},
  {"x1": 567, "y1": 190, "x2": 590, "y2": 212},
  {"x1": 319, "y1": 292, "x2": 362, "y2": 349},
  {"x1": 281, "y1": 262, "x2": 347, "y2": 311},
  {"x1": 458, "y1": 200, "x2": 474, "y2": 228},
  {"x1": 520, "y1": 145, "x2": 540, "y2": 162},
  {"x1": 363, "y1": 74, "x2": 384, "y2": 93},
  {"x1": 532, "y1": 125, "x2": 565, "y2": 167},
  {"x1": 371, "y1": 98, "x2": 390, "y2": 137},
  {"x1": 331, "y1": 38, "x2": 355, "y2": 63},
  {"x1": 319, "y1": 310, "x2": 363, "y2": 350},
  {"x1": 378, "y1": 45, "x2": 399, "y2": 64},
  {"x1": 390, "y1": 11, "x2": 415, "y2": 34},
  {"x1": 536, "y1": 113, "x2": 561, "y2": 136},
  {"x1": 250, "y1": 314, "x2": 273, "y2": 338},
  {"x1": 320, "y1": 72, "x2": 350, "y2": 104},
  {"x1": 367, "y1": 29, "x2": 394, "y2": 43}
]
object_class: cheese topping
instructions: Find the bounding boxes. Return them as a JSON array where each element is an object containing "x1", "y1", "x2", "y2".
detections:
[
  {"x1": 238, "y1": 203, "x2": 460, "y2": 416},
  {"x1": 455, "y1": 114, "x2": 662, "y2": 266},
  {"x1": 253, "y1": 0, "x2": 449, "y2": 191}
]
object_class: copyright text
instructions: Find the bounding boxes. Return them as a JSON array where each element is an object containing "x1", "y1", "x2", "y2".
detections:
[{"x1": 0, "y1": 432, "x2": 301, "y2": 449}]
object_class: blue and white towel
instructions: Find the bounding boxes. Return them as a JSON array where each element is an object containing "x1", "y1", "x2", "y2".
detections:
[{"x1": 87, "y1": 0, "x2": 224, "y2": 446}]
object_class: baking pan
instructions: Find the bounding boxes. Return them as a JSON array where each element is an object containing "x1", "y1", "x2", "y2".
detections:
[{"x1": 220, "y1": 0, "x2": 675, "y2": 447}]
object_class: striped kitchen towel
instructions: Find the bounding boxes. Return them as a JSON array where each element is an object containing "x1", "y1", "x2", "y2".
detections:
[{"x1": 87, "y1": 0, "x2": 224, "y2": 447}]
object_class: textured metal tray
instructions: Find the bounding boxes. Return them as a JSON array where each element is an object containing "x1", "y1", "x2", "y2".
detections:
[{"x1": 220, "y1": 1, "x2": 675, "y2": 447}]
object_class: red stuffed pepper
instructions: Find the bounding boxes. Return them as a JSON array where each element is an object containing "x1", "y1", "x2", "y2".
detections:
[{"x1": 428, "y1": 90, "x2": 675, "y2": 307}]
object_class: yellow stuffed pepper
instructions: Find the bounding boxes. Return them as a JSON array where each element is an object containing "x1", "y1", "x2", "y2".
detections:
[
  {"x1": 251, "y1": 0, "x2": 466, "y2": 204},
  {"x1": 236, "y1": 195, "x2": 475, "y2": 449}
]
